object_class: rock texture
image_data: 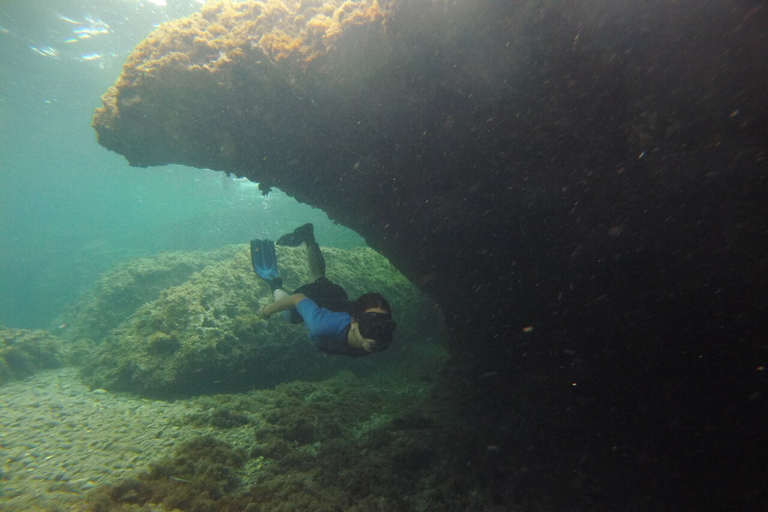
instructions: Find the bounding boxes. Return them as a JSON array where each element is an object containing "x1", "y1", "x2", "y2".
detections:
[
  {"x1": 92, "y1": 0, "x2": 768, "y2": 508},
  {"x1": 57, "y1": 246, "x2": 241, "y2": 347},
  {"x1": 0, "y1": 327, "x2": 66, "y2": 384},
  {"x1": 0, "y1": 368, "x2": 445, "y2": 512}
]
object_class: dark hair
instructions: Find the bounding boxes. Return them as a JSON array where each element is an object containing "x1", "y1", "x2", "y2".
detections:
[{"x1": 350, "y1": 292, "x2": 392, "y2": 319}]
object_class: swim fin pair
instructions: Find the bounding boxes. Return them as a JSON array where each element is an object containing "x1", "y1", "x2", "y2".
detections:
[{"x1": 250, "y1": 239, "x2": 283, "y2": 292}]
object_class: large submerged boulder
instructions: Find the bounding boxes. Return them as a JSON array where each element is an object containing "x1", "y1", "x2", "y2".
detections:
[
  {"x1": 57, "y1": 246, "x2": 241, "y2": 346},
  {"x1": 92, "y1": 0, "x2": 768, "y2": 508},
  {"x1": 92, "y1": 0, "x2": 768, "y2": 335},
  {"x1": 78, "y1": 246, "x2": 444, "y2": 397}
]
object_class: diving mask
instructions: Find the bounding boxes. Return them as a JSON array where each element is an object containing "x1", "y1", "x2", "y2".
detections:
[{"x1": 357, "y1": 311, "x2": 396, "y2": 351}]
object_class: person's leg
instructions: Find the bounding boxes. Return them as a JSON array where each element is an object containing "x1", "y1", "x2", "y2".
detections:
[
  {"x1": 275, "y1": 246, "x2": 323, "y2": 321},
  {"x1": 306, "y1": 241, "x2": 326, "y2": 283},
  {"x1": 281, "y1": 223, "x2": 325, "y2": 283}
]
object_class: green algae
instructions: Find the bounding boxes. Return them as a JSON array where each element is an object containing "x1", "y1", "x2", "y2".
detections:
[
  {"x1": 0, "y1": 326, "x2": 65, "y2": 385},
  {"x1": 85, "y1": 371, "x2": 457, "y2": 512},
  {"x1": 88, "y1": 436, "x2": 247, "y2": 512},
  {"x1": 77, "y1": 245, "x2": 446, "y2": 397},
  {"x1": 56, "y1": 246, "x2": 242, "y2": 352}
]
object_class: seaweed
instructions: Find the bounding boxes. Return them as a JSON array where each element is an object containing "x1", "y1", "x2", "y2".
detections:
[
  {"x1": 0, "y1": 326, "x2": 65, "y2": 384},
  {"x1": 84, "y1": 371, "x2": 480, "y2": 512},
  {"x1": 88, "y1": 436, "x2": 246, "y2": 512},
  {"x1": 56, "y1": 246, "x2": 241, "y2": 348}
]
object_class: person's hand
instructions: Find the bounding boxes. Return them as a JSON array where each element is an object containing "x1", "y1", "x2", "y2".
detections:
[{"x1": 257, "y1": 304, "x2": 270, "y2": 321}]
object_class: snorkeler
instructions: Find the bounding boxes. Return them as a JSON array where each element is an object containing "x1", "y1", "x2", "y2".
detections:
[{"x1": 250, "y1": 223, "x2": 396, "y2": 357}]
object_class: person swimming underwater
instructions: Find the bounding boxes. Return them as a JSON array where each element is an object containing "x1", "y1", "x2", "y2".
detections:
[{"x1": 250, "y1": 223, "x2": 396, "y2": 357}]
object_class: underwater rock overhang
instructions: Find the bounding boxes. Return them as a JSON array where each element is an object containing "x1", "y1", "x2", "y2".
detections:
[
  {"x1": 94, "y1": 0, "x2": 768, "y2": 504},
  {"x1": 93, "y1": 0, "x2": 768, "y2": 341}
]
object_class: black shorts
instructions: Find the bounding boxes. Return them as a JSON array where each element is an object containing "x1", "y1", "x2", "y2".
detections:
[{"x1": 288, "y1": 277, "x2": 350, "y2": 324}]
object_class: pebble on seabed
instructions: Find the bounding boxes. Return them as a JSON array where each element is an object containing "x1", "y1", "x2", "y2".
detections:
[{"x1": 0, "y1": 367, "x2": 254, "y2": 510}]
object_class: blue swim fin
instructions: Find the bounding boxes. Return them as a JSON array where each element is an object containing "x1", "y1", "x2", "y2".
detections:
[{"x1": 250, "y1": 239, "x2": 281, "y2": 289}]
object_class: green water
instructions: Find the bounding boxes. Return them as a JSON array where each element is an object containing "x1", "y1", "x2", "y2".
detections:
[{"x1": 0, "y1": 0, "x2": 364, "y2": 329}]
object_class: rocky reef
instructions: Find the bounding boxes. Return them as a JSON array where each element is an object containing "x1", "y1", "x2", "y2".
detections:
[
  {"x1": 92, "y1": 0, "x2": 768, "y2": 508},
  {"x1": 85, "y1": 371, "x2": 466, "y2": 512},
  {"x1": 57, "y1": 246, "x2": 241, "y2": 347},
  {"x1": 78, "y1": 245, "x2": 444, "y2": 397},
  {"x1": 0, "y1": 327, "x2": 66, "y2": 384}
]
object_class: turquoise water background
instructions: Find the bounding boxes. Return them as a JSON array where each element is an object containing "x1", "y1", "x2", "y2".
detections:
[{"x1": 0, "y1": 0, "x2": 364, "y2": 329}]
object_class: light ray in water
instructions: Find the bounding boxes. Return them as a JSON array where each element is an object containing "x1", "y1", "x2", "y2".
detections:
[
  {"x1": 30, "y1": 45, "x2": 60, "y2": 58},
  {"x1": 55, "y1": 12, "x2": 79, "y2": 24},
  {"x1": 56, "y1": 12, "x2": 111, "y2": 42}
]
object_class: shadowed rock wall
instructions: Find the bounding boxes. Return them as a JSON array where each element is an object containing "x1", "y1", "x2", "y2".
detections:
[{"x1": 93, "y1": 0, "x2": 768, "y2": 509}]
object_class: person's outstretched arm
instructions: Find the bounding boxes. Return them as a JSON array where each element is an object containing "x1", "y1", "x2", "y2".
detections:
[{"x1": 259, "y1": 293, "x2": 307, "y2": 319}]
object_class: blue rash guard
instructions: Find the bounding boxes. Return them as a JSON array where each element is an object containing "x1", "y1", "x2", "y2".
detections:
[{"x1": 295, "y1": 297, "x2": 371, "y2": 357}]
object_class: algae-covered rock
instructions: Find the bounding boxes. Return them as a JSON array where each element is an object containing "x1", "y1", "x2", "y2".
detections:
[
  {"x1": 0, "y1": 327, "x2": 65, "y2": 385},
  {"x1": 87, "y1": 371, "x2": 447, "y2": 512},
  {"x1": 79, "y1": 246, "x2": 444, "y2": 397},
  {"x1": 57, "y1": 245, "x2": 241, "y2": 347}
]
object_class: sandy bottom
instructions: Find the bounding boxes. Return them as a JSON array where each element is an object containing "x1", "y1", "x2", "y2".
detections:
[{"x1": 0, "y1": 368, "x2": 255, "y2": 512}]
